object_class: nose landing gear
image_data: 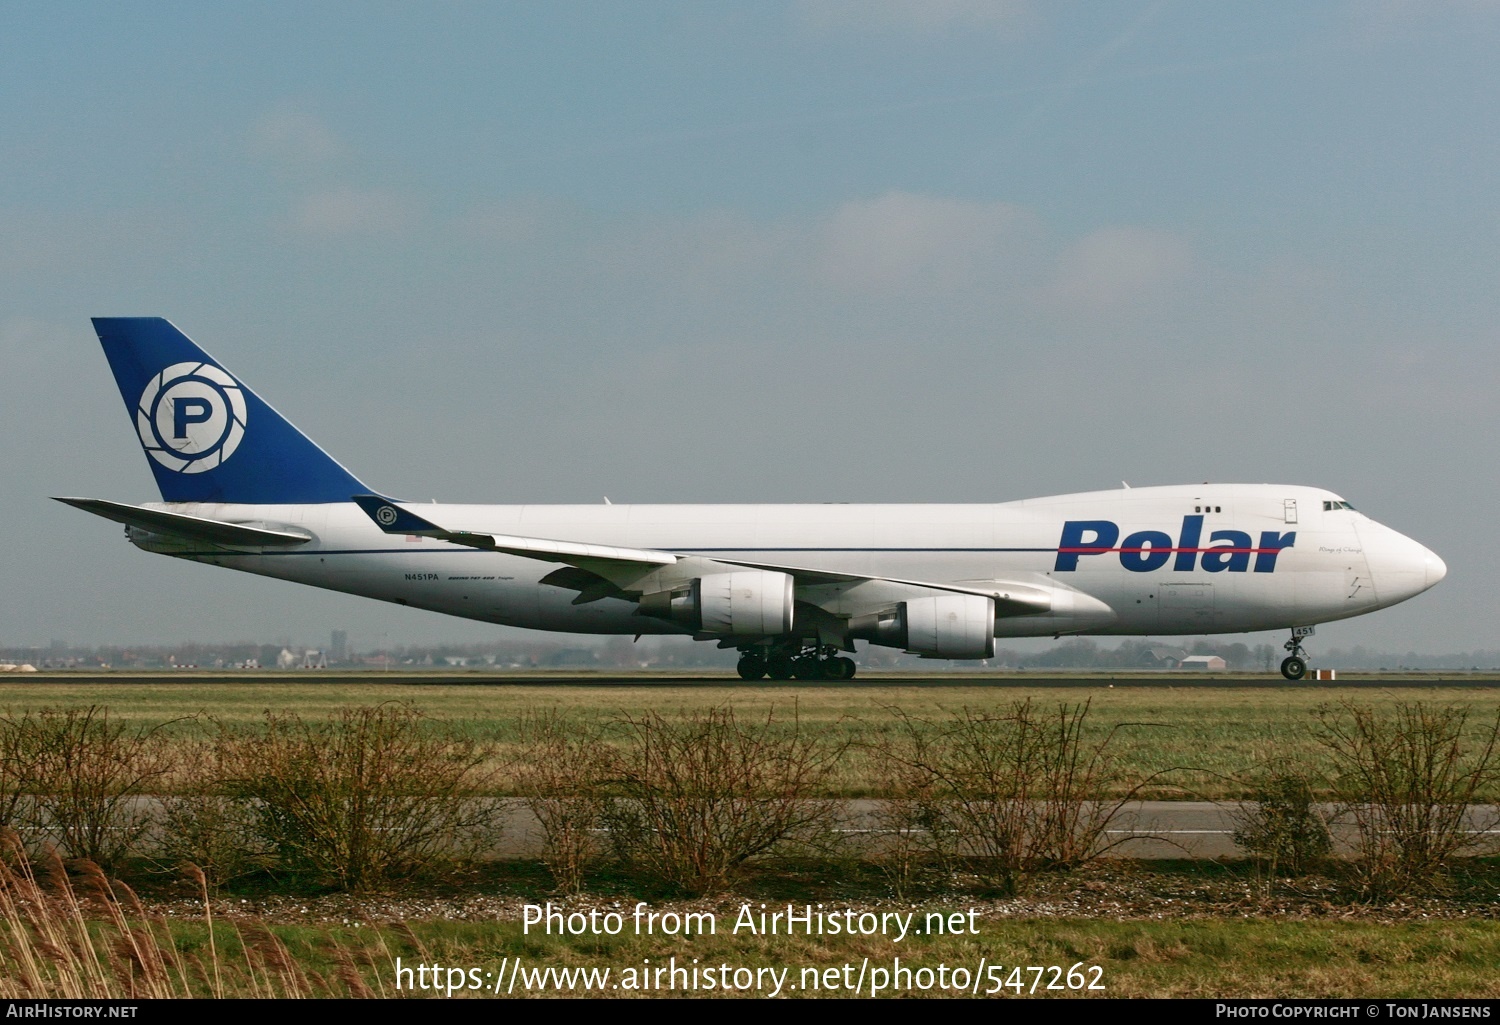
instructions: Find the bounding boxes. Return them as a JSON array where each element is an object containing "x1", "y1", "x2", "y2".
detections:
[{"x1": 1280, "y1": 626, "x2": 1315, "y2": 680}]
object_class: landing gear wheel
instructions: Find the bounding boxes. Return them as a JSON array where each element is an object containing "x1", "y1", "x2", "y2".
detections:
[
  {"x1": 737, "y1": 656, "x2": 766, "y2": 681},
  {"x1": 1281, "y1": 626, "x2": 1314, "y2": 681},
  {"x1": 791, "y1": 656, "x2": 822, "y2": 680},
  {"x1": 765, "y1": 656, "x2": 796, "y2": 681},
  {"x1": 834, "y1": 656, "x2": 856, "y2": 680}
]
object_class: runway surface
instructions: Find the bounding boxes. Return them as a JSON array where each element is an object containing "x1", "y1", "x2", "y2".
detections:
[{"x1": 13, "y1": 670, "x2": 1500, "y2": 688}]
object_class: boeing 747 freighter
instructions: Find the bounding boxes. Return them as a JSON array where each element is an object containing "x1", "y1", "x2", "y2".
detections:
[{"x1": 59, "y1": 318, "x2": 1446, "y2": 680}]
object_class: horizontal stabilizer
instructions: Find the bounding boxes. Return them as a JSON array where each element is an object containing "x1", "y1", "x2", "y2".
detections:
[
  {"x1": 351, "y1": 495, "x2": 677, "y2": 569},
  {"x1": 54, "y1": 497, "x2": 312, "y2": 547}
]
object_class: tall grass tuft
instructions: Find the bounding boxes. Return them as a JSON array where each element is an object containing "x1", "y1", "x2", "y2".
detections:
[{"x1": 0, "y1": 831, "x2": 391, "y2": 998}]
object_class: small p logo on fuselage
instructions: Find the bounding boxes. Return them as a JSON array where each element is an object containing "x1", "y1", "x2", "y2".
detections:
[{"x1": 135, "y1": 362, "x2": 248, "y2": 474}]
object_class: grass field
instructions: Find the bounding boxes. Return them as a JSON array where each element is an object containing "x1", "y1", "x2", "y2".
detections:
[
  {"x1": 3, "y1": 672, "x2": 1498, "y2": 1000},
  {"x1": 122, "y1": 914, "x2": 1500, "y2": 998},
  {"x1": 12, "y1": 891, "x2": 1500, "y2": 998},
  {"x1": 376, "y1": 914, "x2": 1500, "y2": 998},
  {"x1": 4, "y1": 672, "x2": 1499, "y2": 799}
]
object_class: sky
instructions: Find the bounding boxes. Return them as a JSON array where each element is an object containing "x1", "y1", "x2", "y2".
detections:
[{"x1": 2, "y1": 1, "x2": 1497, "y2": 655}]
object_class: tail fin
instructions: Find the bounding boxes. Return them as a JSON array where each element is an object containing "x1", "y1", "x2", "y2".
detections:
[{"x1": 91, "y1": 317, "x2": 372, "y2": 504}]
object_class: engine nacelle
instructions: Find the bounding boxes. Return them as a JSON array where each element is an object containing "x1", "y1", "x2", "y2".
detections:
[
  {"x1": 638, "y1": 570, "x2": 795, "y2": 636},
  {"x1": 851, "y1": 594, "x2": 996, "y2": 660}
]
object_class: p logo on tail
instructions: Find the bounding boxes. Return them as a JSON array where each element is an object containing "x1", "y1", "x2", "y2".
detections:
[
  {"x1": 136, "y1": 361, "x2": 248, "y2": 473},
  {"x1": 93, "y1": 318, "x2": 371, "y2": 504}
]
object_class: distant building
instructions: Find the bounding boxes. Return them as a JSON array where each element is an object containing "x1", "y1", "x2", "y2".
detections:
[
  {"x1": 330, "y1": 630, "x2": 348, "y2": 662},
  {"x1": 1177, "y1": 655, "x2": 1227, "y2": 671},
  {"x1": 1142, "y1": 647, "x2": 1188, "y2": 669}
]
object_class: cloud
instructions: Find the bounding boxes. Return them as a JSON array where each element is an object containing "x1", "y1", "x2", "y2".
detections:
[
  {"x1": 796, "y1": 0, "x2": 1033, "y2": 35},
  {"x1": 554, "y1": 190, "x2": 1195, "y2": 325},
  {"x1": 290, "y1": 186, "x2": 415, "y2": 236},
  {"x1": 248, "y1": 108, "x2": 344, "y2": 165},
  {"x1": 1043, "y1": 226, "x2": 1193, "y2": 310},
  {"x1": 815, "y1": 191, "x2": 1036, "y2": 294}
]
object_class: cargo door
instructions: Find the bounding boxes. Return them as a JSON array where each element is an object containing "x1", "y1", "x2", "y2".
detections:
[{"x1": 1158, "y1": 583, "x2": 1215, "y2": 631}]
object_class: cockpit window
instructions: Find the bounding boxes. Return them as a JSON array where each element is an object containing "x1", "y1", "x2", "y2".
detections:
[{"x1": 1323, "y1": 500, "x2": 1356, "y2": 511}]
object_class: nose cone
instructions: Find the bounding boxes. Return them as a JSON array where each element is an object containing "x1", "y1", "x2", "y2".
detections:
[
  {"x1": 1424, "y1": 548, "x2": 1447, "y2": 590},
  {"x1": 1363, "y1": 523, "x2": 1445, "y2": 608}
]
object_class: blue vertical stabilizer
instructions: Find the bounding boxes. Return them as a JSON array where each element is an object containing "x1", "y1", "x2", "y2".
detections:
[{"x1": 92, "y1": 317, "x2": 372, "y2": 504}]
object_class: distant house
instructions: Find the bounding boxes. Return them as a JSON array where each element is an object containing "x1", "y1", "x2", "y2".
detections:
[
  {"x1": 1177, "y1": 654, "x2": 1228, "y2": 671},
  {"x1": 1142, "y1": 647, "x2": 1188, "y2": 669}
]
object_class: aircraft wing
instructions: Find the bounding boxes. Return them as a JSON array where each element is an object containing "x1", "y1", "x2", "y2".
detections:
[
  {"x1": 351, "y1": 495, "x2": 1055, "y2": 616},
  {"x1": 351, "y1": 495, "x2": 678, "y2": 572},
  {"x1": 54, "y1": 497, "x2": 313, "y2": 547},
  {"x1": 719, "y1": 557, "x2": 1057, "y2": 615}
]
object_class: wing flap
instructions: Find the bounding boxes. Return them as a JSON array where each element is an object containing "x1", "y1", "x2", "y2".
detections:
[{"x1": 54, "y1": 497, "x2": 312, "y2": 547}]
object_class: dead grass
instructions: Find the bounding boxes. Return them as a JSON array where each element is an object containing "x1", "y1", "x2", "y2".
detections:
[{"x1": 0, "y1": 834, "x2": 391, "y2": 998}]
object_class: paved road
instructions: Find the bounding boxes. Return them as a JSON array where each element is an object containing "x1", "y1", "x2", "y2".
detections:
[{"x1": 490, "y1": 800, "x2": 1500, "y2": 860}]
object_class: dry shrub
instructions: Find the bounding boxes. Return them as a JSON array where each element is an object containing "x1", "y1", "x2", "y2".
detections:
[
  {"x1": 155, "y1": 739, "x2": 268, "y2": 889},
  {"x1": 511, "y1": 709, "x2": 616, "y2": 893},
  {"x1": 1315, "y1": 701, "x2": 1500, "y2": 896},
  {"x1": 0, "y1": 718, "x2": 33, "y2": 836},
  {"x1": 1231, "y1": 769, "x2": 1332, "y2": 876},
  {"x1": 221, "y1": 704, "x2": 500, "y2": 891},
  {"x1": 872, "y1": 699, "x2": 1156, "y2": 894},
  {"x1": 0, "y1": 707, "x2": 174, "y2": 866},
  {"x1": 605, "y1": 705, "x2": 847, "y2": 895}
]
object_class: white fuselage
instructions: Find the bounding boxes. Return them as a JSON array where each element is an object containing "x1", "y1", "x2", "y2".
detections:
[{"x1": 129, "y1": 483, "x2": 1445, "y2": 641}]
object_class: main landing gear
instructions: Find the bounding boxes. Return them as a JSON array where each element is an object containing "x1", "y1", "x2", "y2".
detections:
[
  {"x1": 1280, "y1": 626, "x2": 1315, "y2": 681},
  {"x1": 737, "y1": 644, "x2": 856, "y2": 681}
]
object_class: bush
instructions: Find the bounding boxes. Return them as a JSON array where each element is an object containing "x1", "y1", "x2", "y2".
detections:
[
  {"x1": 872, "y1": 700, "x2": 1155, "y2": 894},
  {"x1": 155, "y1": 738, "x2": 269, "y2": 889},
  {"x1": 1231, "y1": 770, "x2": 1332, "y2": 874},
  {"x1": 220, "y1": 704, "x2": 500, "y2": 890},
  {"x1": 604, "y1": 705, "x2": 846, "y2": 895},
  {"x1": 510, "y1": 709, "x2": 616, "y2": 893},
  {"x1": 1315, "y1": 702, "x2": 1500, "y2": 896},
  {"x1": 0, "y1": 707, "x2": 172, "y2": 865}
]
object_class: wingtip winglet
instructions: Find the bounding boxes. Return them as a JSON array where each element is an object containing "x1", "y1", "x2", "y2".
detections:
[{"x1": 351, "y1": 494, "x2": 441, "y2": 534}]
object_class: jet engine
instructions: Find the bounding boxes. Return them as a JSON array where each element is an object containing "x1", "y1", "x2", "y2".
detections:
[
  {"x1": 850, "y1": 594, "x2": 996, "y2": 659},
  {"x1": 638, "y1": 570, "x2": 795, "y2": 636}
]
